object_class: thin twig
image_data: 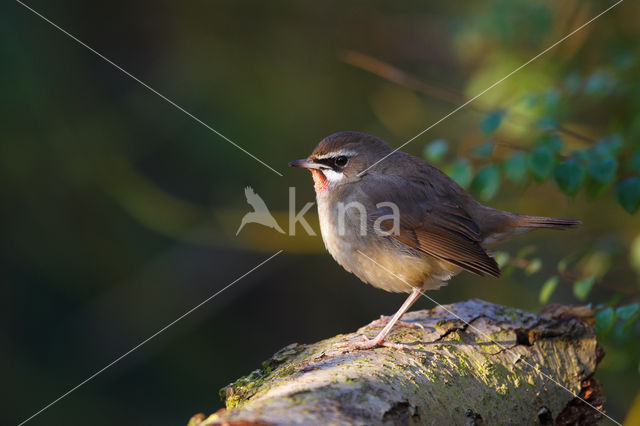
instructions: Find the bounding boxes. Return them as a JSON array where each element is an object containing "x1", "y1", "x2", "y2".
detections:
[{"x1": 341, "y1": 50, "x2": 598, "y2": 145}]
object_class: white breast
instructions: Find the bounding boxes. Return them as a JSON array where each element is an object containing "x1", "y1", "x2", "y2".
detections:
[
  {"x1": 316, "y1": 192, "x2": 351, "y2": 269},
  {"x1": 315, "y1": 191, "x2": 456, "y2": 293}
]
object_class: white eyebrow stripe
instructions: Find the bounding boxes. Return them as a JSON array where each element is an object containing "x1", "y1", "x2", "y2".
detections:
[{"x1": 314, "y1": 150, "x2": 358, "y2": 160}]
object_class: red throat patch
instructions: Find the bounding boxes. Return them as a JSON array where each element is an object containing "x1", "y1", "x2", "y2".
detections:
[{"x1": 310, "y1": 169, "x2": 329, "y2": 194}]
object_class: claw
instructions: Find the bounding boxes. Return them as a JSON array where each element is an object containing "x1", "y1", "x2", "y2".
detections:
[
  {"x1": 339, "y1": 289, "x2": 427, "y2": 352},
  {"x1": 337, "y1": 335, "x2": 384, "y2": 351}
]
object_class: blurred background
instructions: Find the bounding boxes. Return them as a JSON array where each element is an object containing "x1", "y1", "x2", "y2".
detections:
[{"x1": 3, "y1": 0, "x2": 640, "y2": 424}]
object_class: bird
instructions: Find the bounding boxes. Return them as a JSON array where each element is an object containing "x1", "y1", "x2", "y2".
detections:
[
  {"x1": 236, "y1": 186, "x2": 285, "y2": 235},
  {"x1": 289, "y1": 131, "x2": 580, "y2": 350}
]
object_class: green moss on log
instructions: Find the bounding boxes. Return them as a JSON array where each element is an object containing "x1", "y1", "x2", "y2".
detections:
[{"x1": 192, "y1": 300, "x2": 605, "y2": 425}]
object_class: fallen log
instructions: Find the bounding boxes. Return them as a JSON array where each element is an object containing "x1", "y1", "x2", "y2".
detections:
[{"x1": 189, "y1": 299, "x2": 605, "y2": 425}]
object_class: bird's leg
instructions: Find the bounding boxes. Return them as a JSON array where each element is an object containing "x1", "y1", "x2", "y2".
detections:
[
  {"x1": 364, "y1": 315, "x2": 424, "y2": 331},
  {"x1": 340, "y1": 287, "x2": 424, "y2": 351}
]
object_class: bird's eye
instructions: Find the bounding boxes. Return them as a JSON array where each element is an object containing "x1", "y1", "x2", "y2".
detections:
[{"x1": 335, "y1": 156, "x2": 348, "y2": 167}]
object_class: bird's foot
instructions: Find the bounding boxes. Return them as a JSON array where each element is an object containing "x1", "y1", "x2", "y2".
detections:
[
  {"x1": 363, "y1": 315, "x2": 425, "y2": 331},
  {"x1": 337, "y1": 335, "x2": 412, "y2": 352}
]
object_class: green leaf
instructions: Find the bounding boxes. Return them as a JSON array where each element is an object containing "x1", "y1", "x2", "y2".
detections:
[
  {"x1": 571, "y1": 149, "x2": 590, "y2": 163},
  {"x1": 553, "y1": 159, "x2": 585, "y2": 196},
  {"x1": 537, "y1": 116, "x2": 557, "y2": 132},
  {"x1": 579, "y1": 250, "x2": 612, "y2": 280},
  {"x1": 525, "y1": 258, "x2": 542, "y2": 275},
  {"x1": 470, "y1": 166, "x2": 501, "y2": 201},
  {"x1": 616, "y1": 303, "x2": 639, "y2": 321},
  {"x1": 538, "y1": 135, "x2": 564, "y2": 153},
  {"x1": 423, "y1": 139, "x2": 448, "y2": 164},
  {"x1": 557, "y1": 251, "x2": 581, "y2": 274},
  {"x1": 445, "y1": 159, "x2": 473, "y2": 189},
  {"x1": 615, "y1": 177, "x2": 640, "y2": 214},
  {"x1": 564, "y1": 73, "x2": 581, "y2": 93},
  {"x1": 600, "y1": 134, "x2": 623, "y2": 155},
  {"x1": 481, "y1": 110, "x2": 505, "y2": 134},
  {"x1": 528, "y1": 146, "x2": 554, "y2": 180},
  {"x1": 503, "y1": 153, "x2": 528, "y2": 183},
  {"x1": 493, "y1": 251, "x2": 510, "y2": 268},
  {"x1": 517, "y1": 245, "x2": 536, "y2": 259},
  {"x1": 573, "y1": 276, "x2": 596, "y2": 301},
  {"x1": 544, "y1": 88, "x2": 560, "y2": 108},
  {"x1": 584, "y1": 71, "x2": 614, "y2": 95},
  {"x1": 539, "y1": 276, "x2": 559, "y2": 304},
  {"x1": 557, "y1": 258, "x2": 569, "y2": 273},
  {"x1": 471, "y1": 140, "x2": 495, "y2": 158},
  {"x1": 587, "y1": 155, "x2": 617, "y2": 184},
  {"x1": 614, "y1": 51, "x2": 634, "y2": 70},
  {"x1": 594, "y1": 307, "x2": 615, "y2": 335},
  {"x1": 625, "y1": 313, "x2": 640, "y2": 330}
]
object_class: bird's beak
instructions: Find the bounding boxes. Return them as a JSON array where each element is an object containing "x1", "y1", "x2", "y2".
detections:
[{"x1": 288, "y1": 158, "x2": 326, "y2": 169}]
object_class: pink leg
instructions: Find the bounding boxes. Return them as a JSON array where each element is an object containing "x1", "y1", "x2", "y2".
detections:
[
  {"x1": 364, "y1": 315, "x2": 424, "y2": 331},
  {"x1": 341, "y1": 287, "x2": 424, "y2": 351}
]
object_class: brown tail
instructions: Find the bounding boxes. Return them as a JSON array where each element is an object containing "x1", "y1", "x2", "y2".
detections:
[
  {"x1": 513, "y1": 215, "x2": 581, "y2": 230},
  {"x1": 475, "y1": 207, "x2": 581, "y2": 246}
]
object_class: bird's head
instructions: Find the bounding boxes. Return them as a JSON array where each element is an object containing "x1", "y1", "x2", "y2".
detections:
[{"x1": 288, "y1": 131, "x2": 392, "y2": 194}]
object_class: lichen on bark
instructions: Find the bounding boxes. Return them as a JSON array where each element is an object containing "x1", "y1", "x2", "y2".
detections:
[{"x1": 190, "y1": 299, "x2": 605, "y2": 425}]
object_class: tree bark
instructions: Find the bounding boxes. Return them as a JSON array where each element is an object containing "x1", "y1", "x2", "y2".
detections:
[{"x1": 189, "y1": 299, "x2": 605, "y2": 425}]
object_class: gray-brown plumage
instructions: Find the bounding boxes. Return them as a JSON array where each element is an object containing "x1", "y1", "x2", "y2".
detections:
[{"x1": 289, "y1": 131, "x2": 579, "y2": 350}]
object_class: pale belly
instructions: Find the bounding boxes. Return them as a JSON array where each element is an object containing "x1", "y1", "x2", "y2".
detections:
[{"x1": 316, "y1": 195, "x2": 459, "y2": 293}]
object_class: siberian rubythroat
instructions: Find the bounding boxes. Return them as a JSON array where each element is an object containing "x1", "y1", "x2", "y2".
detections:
[{"x1": 289, "y1": 131, "x2": 579, "y2": 350}]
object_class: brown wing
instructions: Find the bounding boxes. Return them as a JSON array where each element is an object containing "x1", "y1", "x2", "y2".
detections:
[
  {"x1": 383, "y1": 202, "x2": 500, "y2": 277},
  {"x1": 362, "y1": 167, "x2": 500, "y2": 278}
]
